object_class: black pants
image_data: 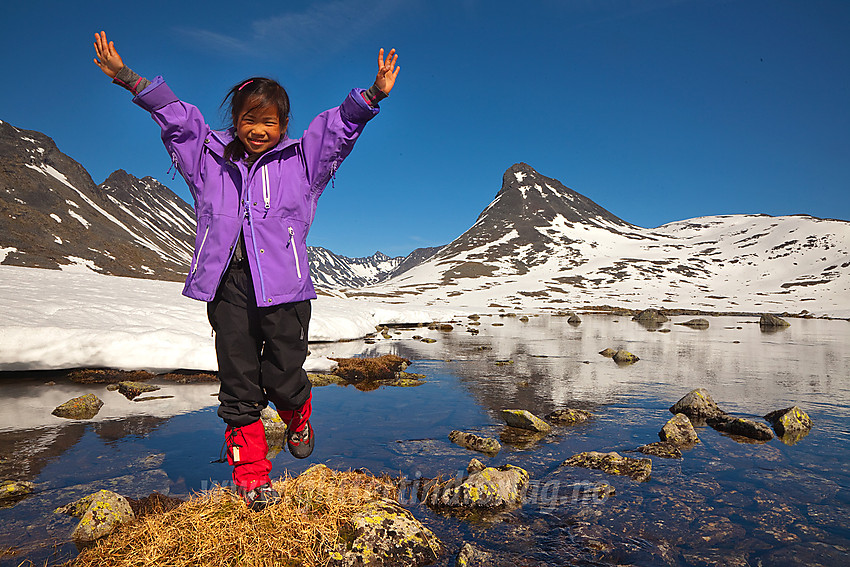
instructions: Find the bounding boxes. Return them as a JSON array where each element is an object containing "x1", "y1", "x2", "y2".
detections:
[{"x1": 207, "y1": 259, "x2": 312, "y2": 427}]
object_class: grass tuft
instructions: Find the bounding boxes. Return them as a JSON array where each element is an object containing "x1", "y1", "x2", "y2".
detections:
[{"x1": 69, "y1": 467, "x2": 397, "y2": 567}]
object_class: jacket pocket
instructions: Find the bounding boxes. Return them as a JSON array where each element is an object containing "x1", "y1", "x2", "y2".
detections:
[
  {"x1": 287, "y1": 226, "x2": 302, "y2": 280},
  {"x1": 191, "y1": 223, "x2": 210, "y2": 275}
]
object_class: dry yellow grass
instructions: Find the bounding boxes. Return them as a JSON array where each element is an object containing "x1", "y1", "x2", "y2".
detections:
[{"x1": 70, "y1": 466, "x2": 397, "y2": 567}]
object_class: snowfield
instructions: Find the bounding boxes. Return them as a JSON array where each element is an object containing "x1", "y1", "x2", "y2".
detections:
[{"x1": 0, "y1": 265, "x2": 460, "y2": 374}]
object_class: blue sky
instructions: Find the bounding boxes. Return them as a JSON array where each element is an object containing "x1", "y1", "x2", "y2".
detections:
[{"x1": 1, "y1": 0, "x2": 848, "y2": 257}]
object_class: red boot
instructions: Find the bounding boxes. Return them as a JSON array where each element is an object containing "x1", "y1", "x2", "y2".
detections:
[
  {"x1": 224, "y1": 420, "x2": 278, "y2": 510},
  {"x1": 278, "y1": 393, "x2": 314, "y2": 459}
]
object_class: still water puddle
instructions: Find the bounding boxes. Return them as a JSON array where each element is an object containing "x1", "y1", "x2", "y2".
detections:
[{"x1": 1, "y1": 314, "x2": 848, "y2": 565}]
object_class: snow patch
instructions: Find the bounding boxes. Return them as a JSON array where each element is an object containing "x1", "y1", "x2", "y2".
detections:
[
  {"x1": 50, "y1": 213, "x2": 62, "y2": 223},
  {"x1": 65, "y1": 199, "x2": 79, "y2": 208},
  {"x1": 54, "y1": 235, "x2": 63, "y2": 244},
  {"x1": 514, "y1": 171, "x2": 527, "y2": 182},
  {"x1": 68, "y1": 209, "x2": 90, "y2": 228},
  {"x1": 0, "y1": 248, "x2": 18, "y2": 262}
]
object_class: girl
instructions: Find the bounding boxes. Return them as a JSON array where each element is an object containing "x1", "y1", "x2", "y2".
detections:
[{"x1": 93, "y1": 31, "x2": 399, "y2": 510}]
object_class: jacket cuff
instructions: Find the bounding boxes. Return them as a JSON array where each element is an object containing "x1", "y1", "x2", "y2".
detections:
[
  {"x1": 341, "y1": 88, "x2": 380, "y2": 124},
  {"x1": 132, "y1": 76, "x2": 178, "y2": 112}
]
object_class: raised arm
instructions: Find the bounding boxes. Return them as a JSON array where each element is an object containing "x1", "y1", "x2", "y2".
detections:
[
  {"x1": 362, "y1": 48, "x2": 400, "y2": 107},
  {"x1": 93, "y1": 31, "x2": 124, "y2": 79}
]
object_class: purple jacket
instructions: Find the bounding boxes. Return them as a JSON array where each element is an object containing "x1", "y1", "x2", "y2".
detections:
[{"x1": 133, "y1": 76, "x2": 379, "y2": 306}]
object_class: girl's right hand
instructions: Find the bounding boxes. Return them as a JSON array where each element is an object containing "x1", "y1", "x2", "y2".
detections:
[{"x1": 93, "y1": 31, "x2": 125, "y2": 78}]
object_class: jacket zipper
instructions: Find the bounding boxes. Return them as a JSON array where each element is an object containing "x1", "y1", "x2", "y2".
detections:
[
  {"x1": 261, "y1": 165, "x2": 270, "y2": 210},
  {"x1": 191, "y1": 224, "x2": 210, "y2": 275},
  {"x1": 288, "y1": 226, "x2": 302, "y2": 279}
]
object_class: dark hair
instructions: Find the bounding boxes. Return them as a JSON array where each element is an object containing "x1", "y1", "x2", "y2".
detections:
[{"x1": 221, "y1": 77, "x2": 290, "y2": 161}]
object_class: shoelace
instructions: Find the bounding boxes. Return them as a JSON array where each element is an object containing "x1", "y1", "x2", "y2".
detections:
[{"x1": 211, "y1": 426, "x2": 247, "y2": 464}]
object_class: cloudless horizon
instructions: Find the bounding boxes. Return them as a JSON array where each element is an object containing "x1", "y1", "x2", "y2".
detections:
[{"x1": 2, "y1": 0, "x2": 848, "y2": 258}]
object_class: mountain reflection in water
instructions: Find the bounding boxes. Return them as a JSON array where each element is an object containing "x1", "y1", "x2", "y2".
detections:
[{"x1": 1, "y1": 314, "x2": 848, "y2": 566}]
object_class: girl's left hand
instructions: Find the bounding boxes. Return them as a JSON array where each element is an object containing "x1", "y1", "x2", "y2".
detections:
[{"x1": 374, "y1": 48, "x2": 400, "y2": 95}]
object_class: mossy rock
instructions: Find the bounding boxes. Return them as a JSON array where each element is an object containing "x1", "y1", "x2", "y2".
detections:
[
  {"x1": 598, "y1": 348, "x2": 618, "y2": 358},
  {"x1": 308, "y1": 373, "x2": 347, "y2": 387},
  {"x1": 563, "y1": 451, "x2": 652, "y2": 482},
  {"x1": 329, "y1": 498, "x2": 441, "y2": 566},
  {"x1": 330, "y1": 354, "x2": 410, "y2": 382},
  {"x1": 0, "y1": 480, "x2": 35, "y2": 505},
  {"x1": 637, "y1": 442, "x2": 682, "y2": 459},
  {"x1": 499, "y1": 409, "x2": 551, "y2": 433},
  {"x1": 117, "y1": 381, "x2": 160, "y2": 401},
  {"x1": 612, "y1": 350, "x2": 639, "y2": 364},
  {"x1": 764, "y1": 406, "x2": 812, "y2": 436},
  {"x1": 52, "y1": 393, "x2": 104, "y2": 420},
  {"x1": 57, "y1": 489, "x2": 135, "y2": 542},
  {"x1": 659, "y1": 413, "x2": 700, "y2": 447},
  {"x1": 424, "y1": 464, "x2": 529, "y2": 510},
  {"x1": 669, "y1": 388, "x2": 725, "y2": 420},
  {"x1": 448, "y1": 430, "x2": 501, "y2": 455},
  {"x1": 546, "y1": 408, "x2": 592, "y2": 425}
]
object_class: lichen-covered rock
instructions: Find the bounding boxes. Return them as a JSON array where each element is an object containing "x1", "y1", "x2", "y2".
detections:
[
  {"x1": 708, "y1": 415, "x2": 773, "y2": 441},
  {"x1": 58, "y1": 489, "x2": 135, "y2": 542},
  {"x1": 260, "y1": 406, "x2": 287, "y2": 457},
  {"x1": 563, "y1": 451, "x2": 652, "y2": 482},
  {"x1": 455, "y1": 542, "x2": 493, "y2": 566},
  {"x1": 117, "y1": 381, "x2": 160, "y2": 400},
  {"x1": 546, "y1": 408, "x2": 592, "y2": 425},
  {"x1": 0, "y1": 480, "x2": 35, "y2": 503},
  {"x1": 425, "y1": 464, "x2": 529, "y2": 510},
  {"x1": 421, "y1": 338, "x2": 437, "y2": 344},
  {"x1": 669, "y1": 388, "x2": 725, "y2": 419},
  {"x1": 638, "y1": 442, "x2": 682, "y2": 459},
  {"x1": 764, "y1": 406, "x2": 813, "y2": 436},
  {"x1": 51, "y1": 393, "x2": 104, "y2": 420},
  {"x1": 612, "y1": 350, "x2": 639, "y2": 364},
  {"x1": 598, "y1": 348, "x2": 618, "y2": 358},
  {"x1": 633, "y1": 308, "x2": 669, "y2": 324},
  {"x1": 499, "y1": 409, "x2": 551, "y2": 433},
  {"x1": 759, "y1": 313, "x2": 790, "y2": 328},
  {"x1": 676, "y1": 318, "x2": 710, "y2": 329},
  {"x1": 660, "y1": 413, "x2": 700, "y2": 447},
  {"x1": 466, "y1": 459, "x2": 486, "y2": 474},
  {"x1": 448, "y1": 430, "x2": 501, "y2": 455},
  {"x1": 328, "y1": 498, "x2": 442, "y2": 567}
]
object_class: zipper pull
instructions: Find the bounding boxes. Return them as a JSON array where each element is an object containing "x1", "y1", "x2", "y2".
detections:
[
  {"x1": 167, "y1": 152, "x2": 179, "y2": 180},
  {"x1": 330, "y1": 160, "x2": 339, "y2": 189},
  {"x1": 287, "y1": 226, "x2": 294, "y2": 247}
]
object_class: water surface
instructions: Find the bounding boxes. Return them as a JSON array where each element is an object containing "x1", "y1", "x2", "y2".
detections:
[{"x1": 1, "y1": 314, "x2": 848, "y2": 565}]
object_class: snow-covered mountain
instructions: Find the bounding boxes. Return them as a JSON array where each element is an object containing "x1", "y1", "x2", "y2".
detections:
[
  {"x1": 352, "y1": 163, "x2": 850, "y2": 316},
  {"x1": 308, "y1": 246, "x2": 443, "y2": 288},
  {"x1": 0, "y1": 120, "x2": 195, "y2": 280}
]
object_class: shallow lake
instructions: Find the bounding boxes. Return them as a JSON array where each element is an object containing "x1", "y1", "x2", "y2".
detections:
[{"x1": 1, "y1": 314, "x2": 849, "y2": 566}]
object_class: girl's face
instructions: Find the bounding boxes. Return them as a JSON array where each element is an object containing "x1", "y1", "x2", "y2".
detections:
[{"x1": 237, "y1": 102, "x2": 286, "y2": 155}]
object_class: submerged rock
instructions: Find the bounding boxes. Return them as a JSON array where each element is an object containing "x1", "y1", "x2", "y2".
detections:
[
  {"x1": 563, "y1": 451, "x2": 652, "y2": 482},
  {"x1": 708, "y1": 415, "x2": 773, "y2": 441},
  {"x1": 633, "y1": 308, "x2": 669, "y2": 324},
  {"x1": 424, "y1": 464, "x2": 529, "y2": 510},
  {"x1": 329, "y1": 498, "x2": 442, "y2": 567},
  {"x1": 499, "y1": 409, "x2": 551, "y2": 433},
  {"x1": 669, "y1": 388, "x2": 725, "y2": 420},
  {"x1": 57, "y1": 489, "x2": 135, "y2": 542},
  {"x1": 52, "y1": 393, "x2": 104, "y2": 420},
  {"x1": 448, "y1": 430, "x2": 501, "y2": 455},
  {"x1": 659, "y1": 413, "x2": 700, "y2": 447},
  {"x1": 117, "y1": 381, "x2": 160, "y2": 401},
  {"x1": 638, "y1": 442, "x2": 682, "y2": 459},
  {"x1": 0, "y1": 480, "x2": 35, "y2": 504},
  {"x1": 612, "y1": 350, "x2": 640, "y2": 364},
  {"x1": 546, "y1": 408, "x2": 592, "y2": 425},
  {"x1": 676, "y1": 318, "x2": 710, "y2": 329},
  {"x1": 499, "y1": 427, "x2": 548, "y2": 449},
  {"x1": 764, "y1": 406, "x2": 813, "y2": 437},
  {"x1": 760, "y1": 313, "x2": 791, "y2": 328},
  {"x1": 455, "y1": 542, "x2": 493, "y2": 567}
]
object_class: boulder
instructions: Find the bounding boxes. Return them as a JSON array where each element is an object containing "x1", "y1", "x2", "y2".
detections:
[
  {"x1": 759, "y1": 313, "x2": 790, "y2": 328},
  {"x1": 567, "y1": 313, "x2": 582, "y2": 325},
  {"x1": 763, "y1": 406, "x2": 813, "y2": 437},
  {"x1": 499, "y1": 409, "x2": 551, "y2": 433},
  {"x1": 676, "y1": 318, "x2": 710, "y2": 329},
  {"x1": 424, "y1": 464, "x2": 529, "y2": 510},
  {"x1": 0, "y1": 480, "x2": 35, "y2": 503},
  {"x1": 659, "y1": 413, "x2": 700, "y2": 447},
  {"x1": 598, "y1": 348, "x2": 618, "y2": 358},
  {"x1": 562, "y1": 451, "x2": 652, "y2": 482},
  {"x1": 637, "y1": 442, "x2": 682, "y2": 459},
  {"x1": 612, "y1": 350, "x2": 639, "y2": 364},
  {"x1": 546, "y1": 408, "x2": 592, "y2": 425},
  {"x1": 57, "y1": 489, "x2": 135, "y2": 542},
  {"x1": 448, "y1": 431, "x2": 501, "y2": 455},
  {"x1": 117, "y1": 381, "x2": 160, "y2": 400},
  {"x1": 708, "y1": 416, "x2": 773, "y2": 441},
  {"x1": 633, "y1": 308, "x2": 668, "y2": 324},
  {"x1": 260, "y1": 406, "x2": 287, "y2": 457},
  {"x1": 52, "y1": 393, "x2": 104, "y2": 420},
  {"x1": 669, "y1": 388, "x2": 725, "y2": 420},
  {"x1": 329, "y1": 498, "x2": 442, "y2": 567}
]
